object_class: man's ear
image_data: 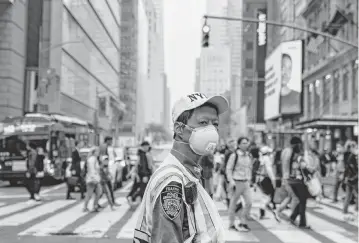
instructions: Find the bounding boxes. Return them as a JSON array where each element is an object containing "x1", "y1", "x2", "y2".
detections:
[{"x1": 174, "y1": 122, "x2": 184, "y2": 139}]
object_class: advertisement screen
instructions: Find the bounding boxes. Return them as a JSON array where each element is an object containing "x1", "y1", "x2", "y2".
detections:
[
  {"x1": 264, "y1": 40, "x2": 302, "y2": 120},
  {"x1": 279, "y1": 40, "x2": 302, "y2": 115}
]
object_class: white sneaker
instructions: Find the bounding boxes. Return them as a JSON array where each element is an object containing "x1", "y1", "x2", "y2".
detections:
[{"x1": 34, "y1": 194, "x2": 41, "y2": 201}]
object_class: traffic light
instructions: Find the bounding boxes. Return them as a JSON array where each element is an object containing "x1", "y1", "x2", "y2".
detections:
[{"x1": 202, "y1": 24, "x2": 210, "y2": 48}]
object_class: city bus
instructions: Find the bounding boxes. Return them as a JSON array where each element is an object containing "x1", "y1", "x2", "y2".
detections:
[{"x1": 0, "y1": 113, "x2": 95, "y2": 186}]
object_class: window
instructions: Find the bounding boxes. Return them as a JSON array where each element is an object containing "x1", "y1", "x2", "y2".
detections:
[
  {"x1": 245, "y1": 58, "x2": 253, "y2": 69},
  {"x1": 333, "y1": 70, "x2": 340, "y2": 103},
  {"x1": 314, "y1": 80, "x2": 321, "y2": 110},
  {"x1": 308, "y1": 84, "x2": 313, "y2": 116},
  {"x1": 342, "y1": 65, "x2": 349, "y2": 101},
  {"x1": 323, "y1": 75, "x2": 331, "y2": 112},
  {"x1": 353, "y1": 61, "x2": 358, "y2": 99},
  {"x1": 246, "y1": 41, "x2": 253, "y2": 50}
]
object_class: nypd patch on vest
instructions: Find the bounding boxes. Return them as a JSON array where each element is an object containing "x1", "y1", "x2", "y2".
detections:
[{"x1": 160, "y1": 181, "x2": 183, "y2": 220}]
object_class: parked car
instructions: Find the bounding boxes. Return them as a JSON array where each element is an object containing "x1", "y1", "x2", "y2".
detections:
[{"x1": 151, "y1": 144, "x2": 172, "y2": 170}]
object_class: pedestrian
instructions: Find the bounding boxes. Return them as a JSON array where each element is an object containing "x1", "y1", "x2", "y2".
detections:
[
  {"x1": 34, "y1": 146, "x2": 45, "y2": 201},
  {"x1": 343, "y1": 141, "x2": 358, "y2": 220},
  {"x1": 332, "y1": 142, "x2": 345, "y2": 203},
  {"x1": 99, "y1": 136, "x2": 119, "y2": 206},
  {"x1": 25, "y1": 142, "x2": 41, "y2": 201},
  {"x1": 66, "y1": 141, "x2": 84, "y2": 200},
  {"x1": 99, "y1": 155, "x2": 115, "y2": 210},
  {"x1": 257, "y1": 146, "x2": 279, "y2": 221},
  {"x1": 83, "y1": 147, "x2": 102, "y2": 212},
  {"x1": 127, "y1": 141, "x2": 152, "y2": 206},
  {"x1": 133, "y1": 92, "x2": 228, "y2": 243},
  {"x1": 285, "y1": 136, "x2": 312, "y2": 229},
  {"x1": 226, "y1": 137, "x2": 253, "y2": 232}
]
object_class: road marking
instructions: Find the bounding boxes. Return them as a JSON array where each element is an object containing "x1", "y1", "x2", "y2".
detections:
[
  {"x1": 221, "y1": 216, "x2": 259, "y2": 242},
  {"x1": 314, "y1": 204, "x2": 358, "y2": 227},
  {"x1": 320, "y1": 198, "x2": 343, "y2": 210},
  {"x1": 0, "y1": 202, "x2": 5, "y2": 207},
  {"x1": 307, "y1": 212, "x2": 357, "y2": 243},
  {"x1": 0, "y1": 192, "x2": 68, "y2": 199},
  {"x1": 41, "y1": 184, "x2": 66, "y2": 195},
  {"x1": 116, "y1": 205, "x2": 141, "y2": 239},
  {"x1": 0, "y1": 201, "x2": 35, "y2": 217},
  {"x1": 74, "y1": 198, "x2": 129, "y2": 238},
  {"x1": 18, "y1": 198, "x2": 107, "y2": 236},
  {"x1": 255, "y1": 213, "x2": 321, "y2": 243},
  {"x1": 121, "y1": 182, "x2": 133, "y2": 192},
  {"x1": 0, "y1": 200, "x2": 75, "y2": 226}
]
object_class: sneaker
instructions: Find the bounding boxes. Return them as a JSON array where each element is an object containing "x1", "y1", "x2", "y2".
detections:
[
  {"x1": 228, "y1": 225, "x2": 237, "y2": 231},
  {"x1": 34, "y1": 194, "x2": 41, "y2": 201},
  {"x1": 238, "y1": 223, "x2": 251, "y2": 232},
  {"x1": 82, "y1": 208, "x2": 89, "y2": 213},
  {"x1": 298, "y1": 224, "x2": 311, "y2": 230}
]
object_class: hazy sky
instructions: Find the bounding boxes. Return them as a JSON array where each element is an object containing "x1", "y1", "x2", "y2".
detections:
[{"x1": 163, "y1": 0, "x2": 206, "y2": 108}]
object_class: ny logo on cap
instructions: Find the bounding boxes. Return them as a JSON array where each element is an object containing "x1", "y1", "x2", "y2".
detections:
[{"x1": 187, "y1": 93, "x2": 207, "y2": 102}]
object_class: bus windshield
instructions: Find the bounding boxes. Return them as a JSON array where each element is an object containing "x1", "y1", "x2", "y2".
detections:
[{"x1": 0, "y1": 135, "x2": 48, "y2": 158}]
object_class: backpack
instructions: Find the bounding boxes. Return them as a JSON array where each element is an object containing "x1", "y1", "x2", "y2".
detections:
[{"x1": 251, "y1": 158, "x2": 260, "y2": 184}]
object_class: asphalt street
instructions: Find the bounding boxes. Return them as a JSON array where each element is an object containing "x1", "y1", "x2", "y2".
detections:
[{"x1": 0, "y1": 179, "x2": 357, "y2": 243}]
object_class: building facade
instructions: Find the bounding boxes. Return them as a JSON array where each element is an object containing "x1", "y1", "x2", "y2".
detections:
[
  {"x1": 195, "y1": 57, "x2": 200, "y2": 91},
  {"x1": 199, "y1": 48, "x2": 231, "y2": 97},
  {"x1": 295, "y1": 0, "x2": 358, "y2": 151},
  {"x1": 0, "y1": 0, "x2": 27, "y2": 121},
  {"x1": 227, "y1": 0, "x2": 244, "y2": 134},
  {"x1": 241, "y1": 0, "x2": 267, "y2": 140},
  {"x1": 143, "y1": 0, "x2": 166, "y2": 126}
]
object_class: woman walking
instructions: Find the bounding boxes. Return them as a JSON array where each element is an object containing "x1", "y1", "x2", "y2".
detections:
[{"x1": 83, "y1": 147, "x2": 102, "y2": 212}]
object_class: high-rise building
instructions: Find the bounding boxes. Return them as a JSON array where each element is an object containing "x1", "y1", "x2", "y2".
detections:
[
  {"x1": 227, "y1": 0, "x2": 244, "y2": 134},
  {"x1": 0, "y1": 0, "x2": 125, "y2": 140},
  {"x1": 0, "y1": 1, "x2": 27, "y2": 121},
  {"x1": 195, "y1": 58, "x2": 200, "y2": 91},
  {"x1": 120, "y1": 0, "x2": 150, "y2": 141},
  {"x1": 162, "y1": 74, "x2": 171, "y2": 131},
  {"x1": 199, "y1": 48, "x2": 231, "y2": 97},
  {"x1": 240, "y1": 0, "x2": 267, "y2": 141},
  {"x1": 199, "y1": 0, "x2": 230, "y2": 98},
  {"x1": 143, "y1": 0, "x2": 166, "y2": 126}
]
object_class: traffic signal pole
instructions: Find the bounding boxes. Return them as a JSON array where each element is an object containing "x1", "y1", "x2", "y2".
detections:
[{"x1": 203, "y1": 15, "x2": 358, "y2": 48}]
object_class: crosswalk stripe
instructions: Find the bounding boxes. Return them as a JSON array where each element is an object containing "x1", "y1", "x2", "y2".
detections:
[
  {"x1": 18, "y1": 198, "x2": 106, "y2": 236},
  {"x1": 0, "y1": 201, "x2": 36, "y2": 217},
  {"x1": 116, "y1": 205, "x2": 141, "y2": 239},
  {"x1": 314, "y1": 205, "x2": 358, "y2": 227},
  {"x1": 73, "y1": 198, "x2": 129, "y2": 238},
  {"x1": 221, "y1": 216, "x2": 259, "y2": 242},
  {"x1": 0, "y1": 202, "x2": 5, "y2": 207},
  {"x1": 0, "y1": 200, "x2": 76, "y2": 226},
  {"x1": 320, "y1": 198, "x2": 342, "y2": 210},
  {"x1": 255, "y1": 214, "x2": 322, "y2": 243},
  {"x1": 282, "y1": 209, "x2": 356, "y2": 243}
]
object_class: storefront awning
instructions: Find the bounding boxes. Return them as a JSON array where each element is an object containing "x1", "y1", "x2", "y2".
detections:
[{"x1": 295, "y1": 117, "x2": 358, "y2": 130}]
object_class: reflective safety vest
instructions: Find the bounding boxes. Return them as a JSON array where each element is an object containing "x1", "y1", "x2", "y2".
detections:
[{"x1": 134, "y1": 154, "x2": 225, "y2": 243}]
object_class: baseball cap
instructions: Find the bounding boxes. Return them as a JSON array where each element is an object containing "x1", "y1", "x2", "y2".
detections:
[{"x1": 172, "y1": 92, "x2": 229, "y2": 123}]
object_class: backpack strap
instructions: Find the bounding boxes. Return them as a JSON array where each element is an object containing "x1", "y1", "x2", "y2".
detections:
[{"x1": 232, "y1": 152, "x2": 239, "y2": 173}]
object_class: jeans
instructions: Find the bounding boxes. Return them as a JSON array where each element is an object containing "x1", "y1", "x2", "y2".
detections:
[
  {"x1": 343, "y1": 183, "x2": 358, "y2": 214},
  {"x1": 289, "y1": 180, "x2": 308, "y2": 226},
  {"x1": 228, "y1": 180, "x2": 252, "y2": 225},
  {"x1": 106, "y1": 180, "x2": 115, "y2": 204},
  {"x1": 25, "y1": 177, "x2": 41, "y2": 199}
]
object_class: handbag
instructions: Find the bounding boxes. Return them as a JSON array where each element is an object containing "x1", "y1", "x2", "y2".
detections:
[
  {"x1": 304, "y1": 174, "x2": 322, "y2": 197},
  {"x1": 67, "y1": 176, "x2": 79, "y2": 186}
]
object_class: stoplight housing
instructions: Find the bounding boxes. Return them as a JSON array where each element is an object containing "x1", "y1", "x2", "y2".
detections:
[{"x1": 202, "y1": 24, "x2": 210, "y2": 48}]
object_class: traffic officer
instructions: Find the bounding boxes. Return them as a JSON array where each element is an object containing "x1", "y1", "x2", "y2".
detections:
[{"x1": 133, "y1": 92, "x2": 228, "y2": 243}]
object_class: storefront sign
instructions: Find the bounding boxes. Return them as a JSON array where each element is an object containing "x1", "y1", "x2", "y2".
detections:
[{"x1": 3, "y1": 124, "x2": 37, "y2": 134}]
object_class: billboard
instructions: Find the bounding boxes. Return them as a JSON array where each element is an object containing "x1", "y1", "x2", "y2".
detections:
[{"x1": 264, "y1": 40, "x2": 303, "y2": 120}]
